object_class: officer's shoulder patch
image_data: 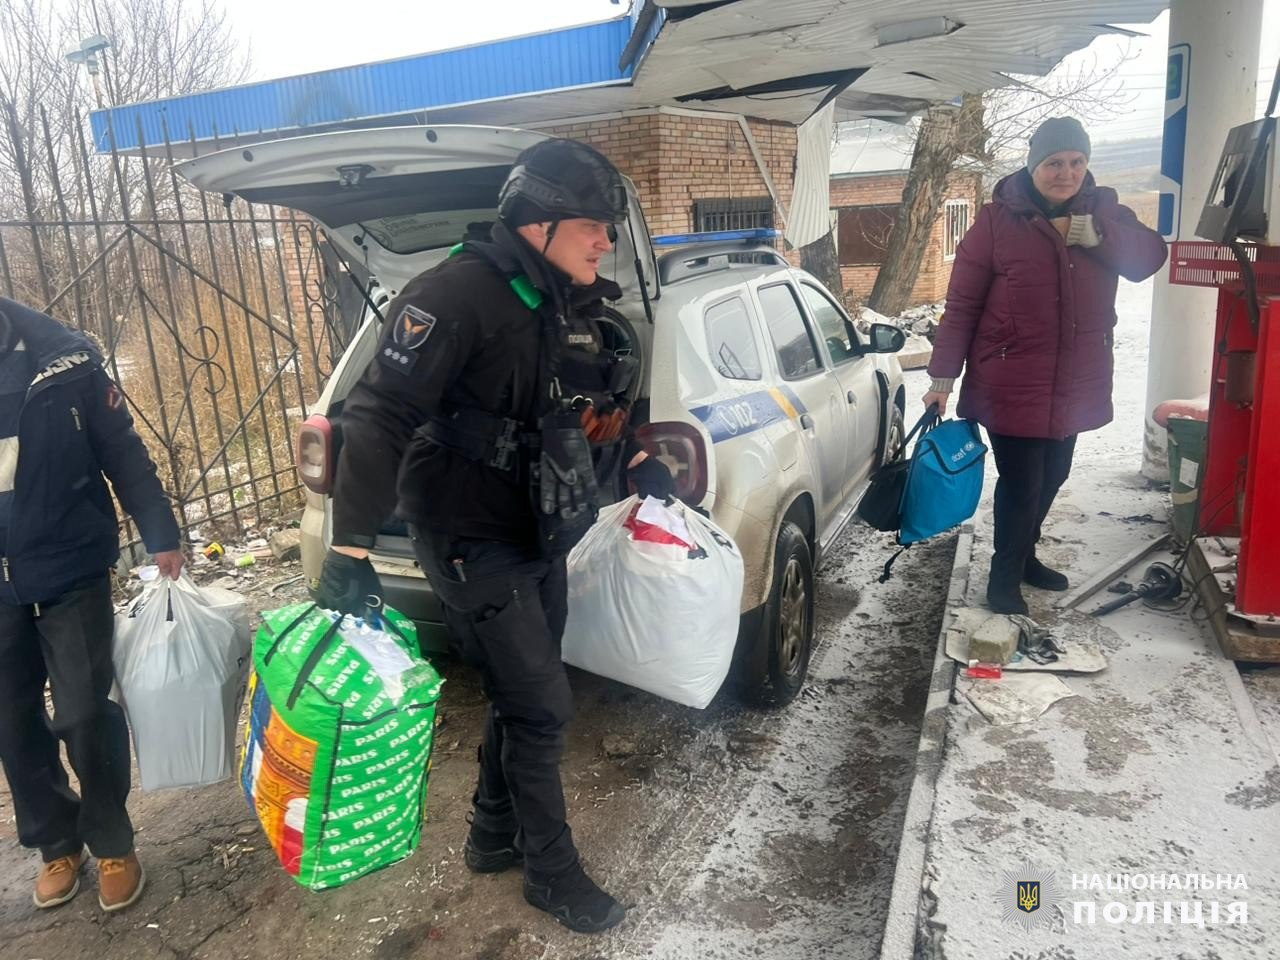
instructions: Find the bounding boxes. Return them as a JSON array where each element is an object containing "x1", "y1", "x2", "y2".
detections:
[
  {"x1": 392, "y1": 304, "x2": 437, "y2": 350},
  {"x1": 377, "y1": 343, "x2": 420, "y2": 376}
]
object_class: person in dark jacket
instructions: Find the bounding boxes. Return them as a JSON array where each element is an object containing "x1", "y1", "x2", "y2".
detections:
[
  {"x1": 922, "y1": 117, "x2": 1167, "y2": 615},
  {"x1": 0, "y1": 297, "x2": 183, "y2": 913},
  {"x1": 312, "y1": 138, "x2": 672, "y2": 935}
]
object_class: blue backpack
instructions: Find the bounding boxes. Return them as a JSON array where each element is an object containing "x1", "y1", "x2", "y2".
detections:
[{"x1": 878, "y1": 411, "x2": 986, "y2": 582}]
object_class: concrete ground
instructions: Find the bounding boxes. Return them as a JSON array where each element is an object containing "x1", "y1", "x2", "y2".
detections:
[
  {"x1": 898, "y1": 490, "x2": 1280, "y2": 960},
  {"x1": 882, "y1": 277, "x2": 1280, "y2": 959}
]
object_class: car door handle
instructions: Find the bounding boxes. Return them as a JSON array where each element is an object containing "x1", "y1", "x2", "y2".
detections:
[
  {"x1": 846, "y1": 390, "x2": 856, "y2": 404},
  {"x1": 800, "y1": 413, "x2": 814, "y2": 430}
]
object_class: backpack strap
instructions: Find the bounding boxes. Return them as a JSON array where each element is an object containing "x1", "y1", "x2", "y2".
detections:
[
  {"x1": 449, "y1": 241, "x2": 544, "y2": 309},
  {"x1": 449, "y1": 239, "x2": 561, "y2": 411},
  {"x1": 878, "y1": 545, "x2": 908, "y2": 583},
  {"x1": 903, "y1": 406, "x2": 942, "y2": 453}
]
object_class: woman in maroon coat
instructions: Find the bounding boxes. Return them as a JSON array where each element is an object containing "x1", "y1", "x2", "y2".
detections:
[{"x1": 923, "y1": 117, "x2": 1167, "y2": 615}]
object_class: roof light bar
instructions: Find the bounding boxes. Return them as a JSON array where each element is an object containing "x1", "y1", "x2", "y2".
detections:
[{"x1": 651, "y1": 228, "x2": 781, "y2": 247}]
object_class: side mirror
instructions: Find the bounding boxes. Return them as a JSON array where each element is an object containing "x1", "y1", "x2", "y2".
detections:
[{"x1": 868, "y1": 322, "x2": 906, "y2": 354}]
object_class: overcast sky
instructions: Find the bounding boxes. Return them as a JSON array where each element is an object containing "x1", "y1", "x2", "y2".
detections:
[{"x1": 210, "y1": 1, "x2": 1278, "y2": 144}]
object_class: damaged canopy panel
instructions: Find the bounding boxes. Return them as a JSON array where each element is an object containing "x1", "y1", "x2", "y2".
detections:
[{"x1": 635, "y1": 0, "x2": 1168, "y2": 123}]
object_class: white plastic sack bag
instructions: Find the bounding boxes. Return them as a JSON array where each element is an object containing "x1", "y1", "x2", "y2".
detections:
[
  {"x1": 186, "y1": 579, "x2": 252, "y2": 655},
  {"x1": 562, "y1": 496, "x2": 744, "y2": 708},
  {"x1": 113, "y1": 574, "x2": 251, "y2": 790}
]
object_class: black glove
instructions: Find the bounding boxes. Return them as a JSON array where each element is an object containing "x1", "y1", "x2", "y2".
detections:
[
  {"x1": 628, "y1": 455, "x2": 675, "y2": 502},
  {"x1": 538, "y1": 410, "x2": 598, "y2": 520},
  {"x1": 312, "y1": 548, "x2": 382, "y2": 616}
]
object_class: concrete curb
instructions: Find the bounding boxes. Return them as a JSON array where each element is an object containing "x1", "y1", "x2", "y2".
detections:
[
  {"x1": 898, "y1": 347, "x2": 933, "y2": 371},
  {"x1": 878, "y1": 524, "x2": 972, "y2": 960}
]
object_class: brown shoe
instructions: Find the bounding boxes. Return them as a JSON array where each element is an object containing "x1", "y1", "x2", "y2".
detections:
[
  {"x1": 33, "y1": 847, "x2": 86, "y2": 909},
  {"x1": 97, "y1": 852, "x2": 146, "y2": 912}
]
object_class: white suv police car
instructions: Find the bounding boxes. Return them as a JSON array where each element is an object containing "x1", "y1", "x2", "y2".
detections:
[{"x1": 177, "y1": 126, "x2": 906, "y2": 707}]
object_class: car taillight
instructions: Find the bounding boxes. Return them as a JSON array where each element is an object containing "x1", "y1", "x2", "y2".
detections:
[
  {"x1": 296, "y1": 414, "x2": 333, "y2": 495},
  {"x1": 635, "y1": 420, "x2": 709, "y2": 504}
]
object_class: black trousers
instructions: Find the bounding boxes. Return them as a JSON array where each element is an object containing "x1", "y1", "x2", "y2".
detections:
[
  {"x1": 0, "y1": 574, "x2": 134, "y2": 861},
  {"x1": 987, "y1": 432, "x2": 1078, "y2": 588},
  {"x1": 409, "y1": 527, "x2": 577, "y2": 876}
]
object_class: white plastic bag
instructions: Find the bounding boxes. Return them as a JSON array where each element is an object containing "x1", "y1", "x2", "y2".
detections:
[
  {"x1": 562, "y1": 496, "x2": 744, "y2": 708},
  {"x1": 113, "y1": 574, "x2": 251, "y2": 790},
  {"x1": 187, "y1": 580, "x2": 252, "y2": 658}
]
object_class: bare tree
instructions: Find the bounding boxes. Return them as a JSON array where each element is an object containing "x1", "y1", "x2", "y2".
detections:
[
  {"x1": 867, "y1": 49, "x2": 1137, "y2": 316},
  {"x1": 976, "y1": 50, "x2": 1139, "y2": 184},
  {"x1": 799, "y1": 226, "x2": 842, "y2": 296},
  {"x1": 0, "y1": 0, "x2": 250, "y2": 220},
  {"x1": 866, "y1": 93, "x2": 987, "y2": 317}
]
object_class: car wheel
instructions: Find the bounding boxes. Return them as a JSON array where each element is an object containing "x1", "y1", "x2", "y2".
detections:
[
  {"x1": 741, "y1": 521, "x2": 815, "y2": 708},
  {"x1": 880, "y1": 404, "x2": 905, "y2": 466}
]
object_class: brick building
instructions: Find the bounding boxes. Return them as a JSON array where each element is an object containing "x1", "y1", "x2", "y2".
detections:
[
  {"x1": 830, "y1": 121, "x2": 983, "y2": 308},
  {"x1": 544, "y1": 108, "x2": 797, "y2": 243}
]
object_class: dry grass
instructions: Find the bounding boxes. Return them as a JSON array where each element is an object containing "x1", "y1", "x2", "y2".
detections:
[{"x1": 1, "y1": 210, "x2": 344, "y2": 543}]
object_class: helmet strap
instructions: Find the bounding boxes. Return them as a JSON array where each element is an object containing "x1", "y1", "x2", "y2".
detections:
[{"x1": 542, "y1": 218, "x2": 561, "y2": 256}]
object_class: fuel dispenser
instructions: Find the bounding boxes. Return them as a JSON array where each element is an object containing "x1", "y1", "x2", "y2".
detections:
[{"x1": 1172, "y1": 64, "x2": 1280, "y2": 656}]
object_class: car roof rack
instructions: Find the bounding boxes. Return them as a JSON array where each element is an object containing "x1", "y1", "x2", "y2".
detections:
[{"x1": 653, "y1": 229, "x2": 789, "y2": 285}]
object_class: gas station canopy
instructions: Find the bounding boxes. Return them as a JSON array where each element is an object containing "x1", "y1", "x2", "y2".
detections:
[
  {"x1": 92, "y1": 0, "x2": 1168, "y2": 156},
  {"x1": 628, "y1": 0, "x2": 1167, "y2": 123}
]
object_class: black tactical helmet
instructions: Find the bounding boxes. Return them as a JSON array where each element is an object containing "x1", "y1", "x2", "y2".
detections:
[{"x1": 498, "y1": 138, "x2": 628, "y2": 225}]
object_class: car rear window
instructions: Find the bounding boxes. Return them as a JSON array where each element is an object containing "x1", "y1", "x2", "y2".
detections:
[
  {"x1": 705, "y1": 296, "x2": 763, "y2": 381},
  {"x1": 758, "y1": 283, "x2": 823, "y2": 380}
]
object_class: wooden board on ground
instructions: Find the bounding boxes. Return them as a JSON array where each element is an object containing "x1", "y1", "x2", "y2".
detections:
[{"x1": 1187, "y1": 537, "x2": 1280, "y2": 663}]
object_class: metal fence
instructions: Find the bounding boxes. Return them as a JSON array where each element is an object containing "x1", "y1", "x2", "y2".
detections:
[{"x1": 0, "y1": 107, "x2": 358, "y2": 550}]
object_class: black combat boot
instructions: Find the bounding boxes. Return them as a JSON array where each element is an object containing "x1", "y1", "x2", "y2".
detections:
[
  {"x1": 1024, "y1": 555, "x2": 1069, "y2": 591},
  {"x1": 523, "y1": 862, "x2": 626, "y2": 933},
  {"x1": 464, "y1": 822, "x2": 522, "y2": 873}
]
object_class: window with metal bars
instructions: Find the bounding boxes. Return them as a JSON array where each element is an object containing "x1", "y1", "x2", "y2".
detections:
[
  {"x1": 693, "y1": 197, "x2": 775, "y2": 232},
  {"x1": 943, "y1": 199, "x2": 972, "y2": 261}
]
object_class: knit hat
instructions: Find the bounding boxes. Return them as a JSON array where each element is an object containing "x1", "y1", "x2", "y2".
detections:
[{"x1": 1026, "y1": 117, "x2": 1091, "y2": 174}]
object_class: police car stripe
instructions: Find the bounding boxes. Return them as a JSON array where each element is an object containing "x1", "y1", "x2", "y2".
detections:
[
  {"x1": 687, "y1": 387, "x2": 808, "y2": 444},
  {"x1": 768, "y1": 387, "x2": 800, "y2": 421}
]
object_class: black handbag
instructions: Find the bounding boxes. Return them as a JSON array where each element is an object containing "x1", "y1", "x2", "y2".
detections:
[{"x1": 855, "y1": 408, "x2": 940, "y2": 533}]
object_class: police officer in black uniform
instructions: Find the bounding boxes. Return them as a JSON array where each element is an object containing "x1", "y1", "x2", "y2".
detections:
[{"x1": 314, "y1": 139, "x2": 672, "y2": 935}]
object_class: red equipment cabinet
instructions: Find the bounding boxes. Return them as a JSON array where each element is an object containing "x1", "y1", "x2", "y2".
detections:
[{"x1": 1169, "y1": 242, "x2": 1280, "y2": 617}]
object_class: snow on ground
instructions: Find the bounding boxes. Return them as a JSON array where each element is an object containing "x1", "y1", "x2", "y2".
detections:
[
  {"x1": 624, "y1": 528, "x2": 953, "y2": 960},
  {"x1": 903, "y1": 275, "x2": 1280, "y2": 960}
]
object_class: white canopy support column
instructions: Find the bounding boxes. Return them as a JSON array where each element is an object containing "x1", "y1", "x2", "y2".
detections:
[{"x1": 1142, "y1": 0, "x2": 1263, "y2": 478}]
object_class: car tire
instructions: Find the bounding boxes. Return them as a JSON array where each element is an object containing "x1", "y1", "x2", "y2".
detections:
[
  {"x1": 740, "y1": 521, "x2": 814, "y2": 708},
  {"x1": 880, "y1": 403, "x2": 906, "y2": 466}
]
